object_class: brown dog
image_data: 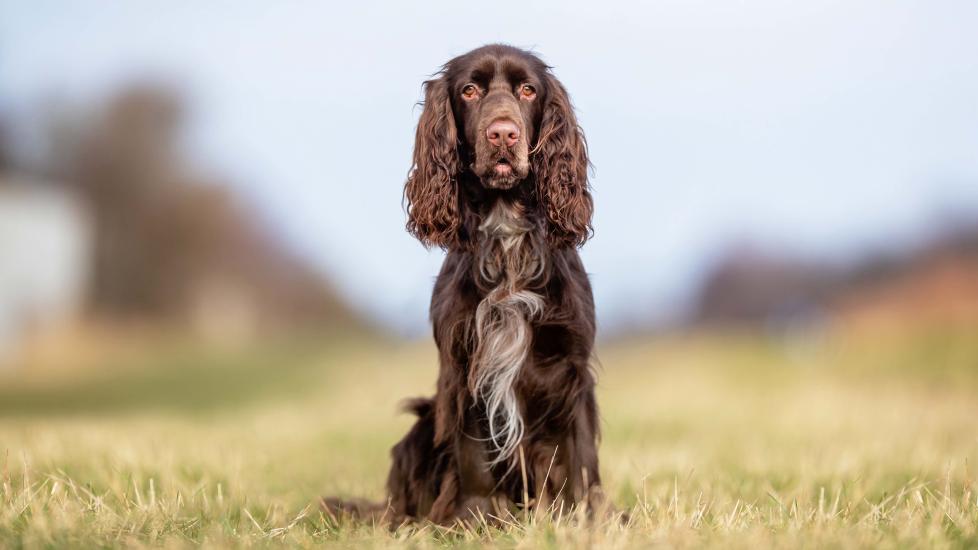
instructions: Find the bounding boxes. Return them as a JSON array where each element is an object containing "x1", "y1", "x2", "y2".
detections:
[{"x1": 324, "y1": 44, "x2": 604, "y2": 525}]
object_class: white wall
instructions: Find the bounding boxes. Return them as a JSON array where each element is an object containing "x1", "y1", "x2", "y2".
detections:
[{"x1": 0, "y1": 177, "x2": 90, "y2": 363}]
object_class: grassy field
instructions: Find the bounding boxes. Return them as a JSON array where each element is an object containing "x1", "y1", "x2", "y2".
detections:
[{"x1": 1, "y1": 329, "x2": 977, "y2": 548}]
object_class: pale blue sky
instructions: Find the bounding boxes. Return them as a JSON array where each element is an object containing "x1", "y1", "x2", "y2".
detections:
[{"x1": 2, "y1": 1, "x2": 977, "y2": 334}]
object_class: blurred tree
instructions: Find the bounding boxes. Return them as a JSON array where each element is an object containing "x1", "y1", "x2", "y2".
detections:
[
  {"x1": 0, "y1": 116, "x2": 10, "y2": 172},
  {"x1": 41, "y1": 84, "x2": 360, "y2": 336},
  {"x1": 692, "y1": 224, "x2": 978, "y2": 335},
  {"x1": 692, "y1": 246, "x2": 834, "y2": 329}
]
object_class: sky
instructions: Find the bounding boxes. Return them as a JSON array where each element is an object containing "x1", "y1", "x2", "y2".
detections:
[{"x1": 1, "y1": 1, "x2": 977, "y2": 335}]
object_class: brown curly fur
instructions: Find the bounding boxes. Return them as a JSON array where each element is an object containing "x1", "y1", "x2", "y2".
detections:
[
  {"x1": 404, "y1": 77, "x2": 463, "y2": 249},
  {"x1": 532, "y1": 73, "x2": 593, "y2": 248}
]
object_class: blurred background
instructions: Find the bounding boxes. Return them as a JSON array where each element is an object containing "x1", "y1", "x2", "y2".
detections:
[
  {"x1": 0, "y1": 1, "x2": 976, "y2": 393},
  {"x1": 1, "y1": 3, "x2": 977, "y2": 545}
]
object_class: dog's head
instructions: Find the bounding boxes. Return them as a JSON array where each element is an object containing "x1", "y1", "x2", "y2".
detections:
[{"x1": 404, "y1": 44, "x2": 592, "y2": 249}]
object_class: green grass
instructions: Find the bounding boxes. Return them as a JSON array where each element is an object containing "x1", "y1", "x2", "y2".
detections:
[{"x1": 1, "y1": 331, "x2": 977, "y2": 548}]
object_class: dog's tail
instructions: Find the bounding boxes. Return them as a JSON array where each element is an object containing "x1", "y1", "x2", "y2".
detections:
[
  {"x1": 398, "y1": 396, "x2": 434, "y2": 418},
  {"x1": 320, "y1": 397, "x2": 434, "y2": 524}
]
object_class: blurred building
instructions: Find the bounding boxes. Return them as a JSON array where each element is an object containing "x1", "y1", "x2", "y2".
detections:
[{"x1": 0, "y1": 176, "x2": 90, "y2": 364}]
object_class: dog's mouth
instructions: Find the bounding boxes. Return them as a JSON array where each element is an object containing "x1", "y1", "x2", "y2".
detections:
[
  {"x1": 473, "y1": 147, "x2": 527, "y2": 189},
  {"x1": 493, "y1": 157, "x2": 513, "y2": 176}
]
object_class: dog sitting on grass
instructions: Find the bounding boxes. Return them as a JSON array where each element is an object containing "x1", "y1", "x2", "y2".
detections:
[{"x1": 324, "y1": 44, "x2": 607, "y2": 524}]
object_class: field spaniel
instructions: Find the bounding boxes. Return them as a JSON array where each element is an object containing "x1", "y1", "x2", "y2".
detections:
[{"x1": 325, "y1": 44, "x2": 605, "y2": 524}]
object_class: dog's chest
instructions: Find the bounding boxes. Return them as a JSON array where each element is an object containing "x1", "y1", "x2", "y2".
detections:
[
  {"x1": 475, "y1": 201, "x2": 542, "y2": 288},
  {"x1": 468, "y1": 200, "x2": 547, "y2": 464}
]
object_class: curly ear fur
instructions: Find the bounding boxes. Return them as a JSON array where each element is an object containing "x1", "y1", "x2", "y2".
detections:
[
  {"x1": 532, "y1": 73, "x2": 593, "y2": 248},
  {"x1": 404, "y1": 76, "x2": 462, "y2": 249}
]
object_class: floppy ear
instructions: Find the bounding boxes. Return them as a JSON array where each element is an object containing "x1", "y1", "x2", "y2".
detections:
[
  {"x1": 404, "y1": 76, "x2": 462, "y2": 249},
  {"x1": 532, "y1": 73, "x2": 593, "y2": 248}
]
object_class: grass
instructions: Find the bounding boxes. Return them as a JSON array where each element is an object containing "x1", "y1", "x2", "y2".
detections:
[{"x1": 1, "y1": 329, "x2": 977, "y2": 548}]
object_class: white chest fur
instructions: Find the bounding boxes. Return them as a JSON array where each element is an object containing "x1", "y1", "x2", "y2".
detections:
[{"x1": 470, "y1": 201, "x2": 545, "y2": 465}]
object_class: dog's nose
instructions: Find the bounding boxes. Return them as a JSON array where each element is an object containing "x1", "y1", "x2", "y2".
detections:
[{"x1": 486, "y1": 119, "x2": 520, "y2": 148}]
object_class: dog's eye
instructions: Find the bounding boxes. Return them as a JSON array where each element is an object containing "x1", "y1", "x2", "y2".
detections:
[
  {"x1": 461, "y1": 84, "x2": 479, "y2": 100},
  {"x1": 519, "y1": 84, "x2": 536, "y2": 100}
]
